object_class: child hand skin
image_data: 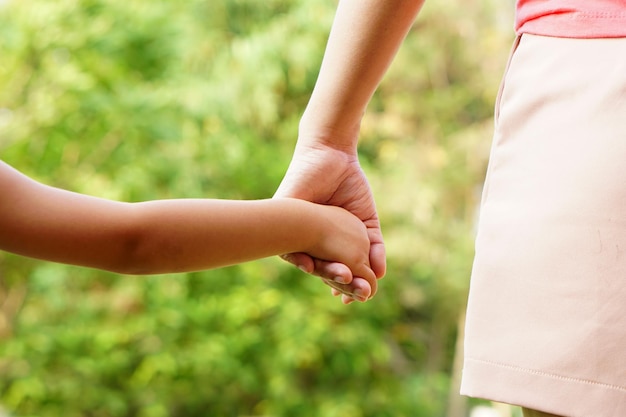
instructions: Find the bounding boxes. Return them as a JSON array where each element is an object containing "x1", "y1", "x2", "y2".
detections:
[
  {"x1": 0, "y1": 161, "x2": 375, "y2": 302},
  {"x1": 297, "y1": 203, "x2": 377, "y2": 302}
]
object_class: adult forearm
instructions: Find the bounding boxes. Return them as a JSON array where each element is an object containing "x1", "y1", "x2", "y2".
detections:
[{"x1": 301, "y1": 0, "x2": 425, "y2": 146}]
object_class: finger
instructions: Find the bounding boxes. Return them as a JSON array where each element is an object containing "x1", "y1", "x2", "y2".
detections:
[
  {"x1": 321, "y1": 277, "x2": 357, "y2": 298},
  {"x1": 351, "y1": 264, "x2": 378, "y2": 298},
  {"x1": 350, "y1": 277, "x2": 373, "y2": 301},
  {"x1": 312, "y1": 259, "x2": 353, "y2": 284},
  {"x1": 331, "y1": 288, "x2": 356, "y2": 305},
  {"x1": 365, "y1": 222, "x2": 387, "y2": 279},
  {"x1": 280, "y1": 252, "x2": 315, "y2": 274},
  {"x1": 331, "y1": 287, "x2": 355, "y2": 304},
  {"x1": 330, "y1": 288, "x2": 358, "y2": 306},
  {"x1": 322, "y1": 276, "x2": 372, "y2": 302},
  {"x1": 342, "y1": 294, "x2": 355, "y2": 304},
  {"x1": 370, "y1": 241, "x2": 387, "y2": 279}
]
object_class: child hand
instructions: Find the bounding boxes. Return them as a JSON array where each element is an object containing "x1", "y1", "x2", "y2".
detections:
[{"x1": 304, "y1": 204, "x2": 378, "y2": 303}]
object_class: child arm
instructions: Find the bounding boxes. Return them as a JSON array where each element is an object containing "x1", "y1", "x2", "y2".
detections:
[{"x1": 0, "y1": 161, "x2": 374, "y2": 286}]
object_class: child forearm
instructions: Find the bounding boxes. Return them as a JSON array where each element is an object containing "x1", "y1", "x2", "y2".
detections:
[
  {"x1": 125, "y1": 198, "x2": 327, "y2": 274},
  {"x1": 0, "y1": 162, "x2": 352, "y2": 274},
  {"x1": 2, "y1": 188, "x2": 317, "y2": 273}
]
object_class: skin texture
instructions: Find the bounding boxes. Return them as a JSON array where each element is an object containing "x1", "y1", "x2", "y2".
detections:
[
  {"x1": 275, "y1": 0, "x2": 425, "y2": 303},
  {"x1": 0, "y1": 160, "x2": 375, "y2": 300}
]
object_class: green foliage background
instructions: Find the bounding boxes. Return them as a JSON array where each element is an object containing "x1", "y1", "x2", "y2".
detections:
[{"x1": 0, "y1": 0, "x2": 514, "y2": 416}]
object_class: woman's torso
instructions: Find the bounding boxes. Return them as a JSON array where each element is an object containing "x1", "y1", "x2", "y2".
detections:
[{"x1": 516, "y1": 0, "x2": 626, "y2": 38}]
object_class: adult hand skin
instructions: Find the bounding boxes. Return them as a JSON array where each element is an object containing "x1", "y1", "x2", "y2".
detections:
[
  {"x1": 275, "y1": 0, "x2": 424, "y2": 303},
  {"x1": 274, "y1": 132, "x2": 385, "y2": 304}
]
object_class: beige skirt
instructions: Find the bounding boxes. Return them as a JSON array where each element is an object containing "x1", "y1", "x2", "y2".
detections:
[{"x1": 460, "y1": 34, "x2": 626, "y2": 417}]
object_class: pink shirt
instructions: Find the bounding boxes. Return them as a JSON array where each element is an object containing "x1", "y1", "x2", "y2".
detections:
[{"x1": 516, "y1": 0, "x2": 626, "y2": 38}]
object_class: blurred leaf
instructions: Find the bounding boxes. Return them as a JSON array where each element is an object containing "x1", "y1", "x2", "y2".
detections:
[{"x1": 0, "y1": 0, "x2": 514, "y2": 416}]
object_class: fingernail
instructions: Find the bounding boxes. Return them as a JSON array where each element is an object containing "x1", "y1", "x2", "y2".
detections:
[
  {"x1": 333, "y1": 276, "x2": 348, "y2": 284},
  {"x1": 353, "y1": 289, "x2": 368, "y2": 302}
]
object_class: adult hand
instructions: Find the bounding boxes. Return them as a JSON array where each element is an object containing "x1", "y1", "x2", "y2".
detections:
[
  {"x1": 271, "y1": 0, "x2": 424, "y2": 302},
  {"x1": 274, "y1": 135, "x2": 385, "y2": 304}
]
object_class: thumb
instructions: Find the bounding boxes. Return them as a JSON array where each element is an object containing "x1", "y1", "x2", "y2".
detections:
[{"x1": 370, "y1": 241, "x2": 387, "y2": 279}]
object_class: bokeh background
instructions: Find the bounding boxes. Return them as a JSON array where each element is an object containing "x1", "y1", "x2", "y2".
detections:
[{"x1": 0, "y1": 0, "x2": 515, "y2": 416}]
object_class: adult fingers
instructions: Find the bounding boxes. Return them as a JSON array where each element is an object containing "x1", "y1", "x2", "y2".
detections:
[
  {"x1": 280, "y1": 252, "x2": 315, "y2": 274},
  {"x1": 311, "y1": 258, "x2": 354, "y2": 285},
  {"x1": 321, "y1": 276, "x2": 373, "y2": 303}
]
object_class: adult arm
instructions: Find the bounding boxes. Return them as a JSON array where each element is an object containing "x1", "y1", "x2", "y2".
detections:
[{"x1": 275, "y1": 0, "x2": 425, "y2": 301}]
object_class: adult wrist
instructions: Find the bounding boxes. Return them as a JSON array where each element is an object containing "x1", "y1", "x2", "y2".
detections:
[{"x1": 297, "y1": 108, "x2": 362, "y2": 153}]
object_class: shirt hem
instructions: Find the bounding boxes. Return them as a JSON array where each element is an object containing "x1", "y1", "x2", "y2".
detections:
[
  {"x1": 461, "y1": 357, "x2": 626, "y2": 417},
  {"x1": 516, "y1": 14, "x2": 626, "y2": 39}
]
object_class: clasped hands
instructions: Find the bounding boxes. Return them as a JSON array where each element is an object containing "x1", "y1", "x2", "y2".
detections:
[{"x1": 274, "y1": 140, "x2": 385, "y2": 304}]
